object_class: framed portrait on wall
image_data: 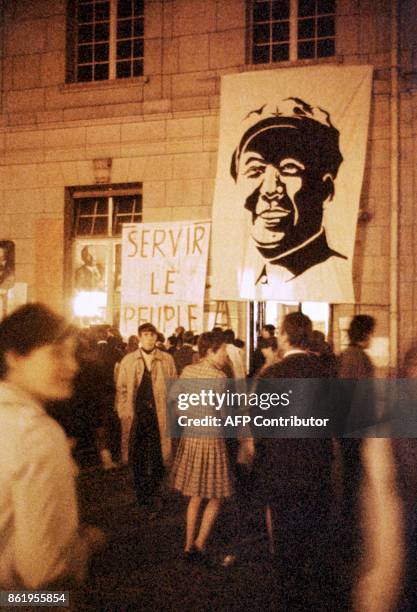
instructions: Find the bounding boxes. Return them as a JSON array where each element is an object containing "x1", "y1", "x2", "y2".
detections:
[{"x1": 73, "y1": 243, "x2": 107, "y2": 292}]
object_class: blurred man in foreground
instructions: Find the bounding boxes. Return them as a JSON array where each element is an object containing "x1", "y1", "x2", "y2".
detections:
[{"x1": 0, "y1": 304, "x2": 105, "y2": 590}]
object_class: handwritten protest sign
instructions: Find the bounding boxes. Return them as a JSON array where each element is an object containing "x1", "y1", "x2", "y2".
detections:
[{"x1": 120, "y1": 221, "x2": 210, "y2": 338}]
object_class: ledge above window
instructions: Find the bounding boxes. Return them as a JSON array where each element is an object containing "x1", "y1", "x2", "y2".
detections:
[{"x1": 60, "y1": 74, "x2": 149, "y2": 94}]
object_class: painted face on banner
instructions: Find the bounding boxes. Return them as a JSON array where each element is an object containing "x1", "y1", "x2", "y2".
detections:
[{"x1": 236, "y1": 128, "x2": 333, "y2": 259}]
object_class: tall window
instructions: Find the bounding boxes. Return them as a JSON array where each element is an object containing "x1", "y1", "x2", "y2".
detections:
[
  {"x1": 67, "y1": 0, "x2": 144, "y2": 83},
  {"x1": 68, "y1": 184, "x2": 142, "y2": 325},
  {"x1": 250, "y1": 0, "x2": 336, "y2": 65}
]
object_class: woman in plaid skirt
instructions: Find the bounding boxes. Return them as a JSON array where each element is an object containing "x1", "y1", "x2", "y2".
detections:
[{"x1": 171, "y1": 331, "x2": 233, "y2": 559}]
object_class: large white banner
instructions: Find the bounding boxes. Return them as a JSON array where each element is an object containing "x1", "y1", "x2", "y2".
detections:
[
  {"x1": 211, "y1": 65, "x2": 373, "y2": 303},
  {"x1": 120, "y1": 221, "x2": 210, "y2": 338}
]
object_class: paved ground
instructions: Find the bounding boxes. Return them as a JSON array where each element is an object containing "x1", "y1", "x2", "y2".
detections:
[{"x1": 75, "y1": 466, "x2": 353, "y2": 612}]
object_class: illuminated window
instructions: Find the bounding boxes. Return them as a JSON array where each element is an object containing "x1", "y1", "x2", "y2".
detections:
[
  {"x1": 265, "y1": 301, "x2": 330, "y2": 334},
  {"x1": 67, "y1": 0, "x2": 144, "y2": 83},
  {"x1": 301, "y1": 301, "x2": 330, "y2": 335},
  {"x1": 68, "y1": 184, "x2": 141, "y2": 325},
  {"x1": 249, "y1": 0, "x2": 336, "y2": 64}
]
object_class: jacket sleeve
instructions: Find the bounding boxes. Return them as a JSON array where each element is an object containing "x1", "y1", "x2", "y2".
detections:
[
  {"x1": 13, "y1": 420, "x2": 89, "y2": 589},
  {"x1": 338, "y1": 353, "x2": 354, "y2": 378},
  {"x1": 166, "y1": 354, "x2": 178, "y2": 380},
  {"x1": 338, "y1": 349, "x2": 370, "y2": 379}
]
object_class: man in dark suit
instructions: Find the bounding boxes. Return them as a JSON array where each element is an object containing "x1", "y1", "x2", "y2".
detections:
[
  {"x1": 253, "y1": 312, "x2": 403, "y2": 610},
  {"x1": 255, "y1": 313, "x2": 332, "y2": 578},
  {"x1": 249, "y1": 323, "x2": 276, "y2": 377}
]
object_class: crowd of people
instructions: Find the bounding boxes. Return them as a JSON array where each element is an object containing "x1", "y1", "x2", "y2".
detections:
[{"x1": 0, "y1": 303, "x2": 416, "y2": 611}]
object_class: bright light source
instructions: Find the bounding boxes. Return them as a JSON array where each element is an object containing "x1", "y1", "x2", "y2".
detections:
[
  {"x1": 265, "y1": 301, "x2": 299, "y2": 324},
  {"x1": 301, "y1": 302, "x2": 329, "y2": 332},
  {"x1": 73, "y1": 291, "x2": 107, "y2": 318}
]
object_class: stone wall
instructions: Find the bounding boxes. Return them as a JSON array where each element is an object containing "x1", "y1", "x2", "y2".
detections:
[{"x1": 0, "y1": 0, "x2": 416, "y2": 363}]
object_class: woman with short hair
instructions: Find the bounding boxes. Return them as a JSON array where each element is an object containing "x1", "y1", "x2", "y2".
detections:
[{"x1": 171, "y1": 331, "x2": 233, "y2": 560}]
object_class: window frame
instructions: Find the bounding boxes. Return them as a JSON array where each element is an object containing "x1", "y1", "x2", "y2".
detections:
[
  {"x1": 67, "y1": 183, "x2": 142, "y2": 326},
  {"x1": 71, "y1": 184, "x2": 142, "y2": 238},
  {"x1": 66, "y1": 0, "x2": 145, "y2": 85},
  {"x1": 248, "y1": 0, "x2": 337, "y2": 66}
]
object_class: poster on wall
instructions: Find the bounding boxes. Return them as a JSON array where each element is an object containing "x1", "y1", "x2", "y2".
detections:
[
  {"x1": 74, "y1": 243, "x2": 107, "y2": 291},
  {"x1": 210, "y1": 65, "x2": 373, "y2": 303},
  {"x1": 72, "y1": 242, "x2": 108, "y2": 322},
  {"x1": 120, "y1": 220, "x2": 210, "y2": 338}
]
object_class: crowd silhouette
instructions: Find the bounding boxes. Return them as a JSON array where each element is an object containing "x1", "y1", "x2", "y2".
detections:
[{"x1": 0, "y1": 303, "x2": 415, "y2": 611}]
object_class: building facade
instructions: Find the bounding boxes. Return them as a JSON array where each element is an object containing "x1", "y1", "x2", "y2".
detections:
[{"x1": 0, "y1": 0, "x2": 416, "y2": 373}]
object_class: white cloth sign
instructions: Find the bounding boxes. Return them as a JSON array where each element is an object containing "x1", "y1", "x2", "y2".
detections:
[
  {"x1": 120, "y1": 221, "x2": 210, "y2": 337},
  {"x1": 211, "y1": 65, "x2": 373, "y2": 303}
]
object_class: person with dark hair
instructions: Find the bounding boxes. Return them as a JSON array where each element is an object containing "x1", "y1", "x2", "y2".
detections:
[
  {"x1": 234, "y1": 337, "x2": 245, "y2": 349},
  {"x1": 253, "y1": 312, "x2": 332, "y2": 567},
  {"x1": 173, "y1": 330, "x2": 196, "y2": 375},
  {"x1": 252, "y1": 313, "x2": 403, "y2": 609},
  {"x1": 156, "y1": 332, "x2": 168, "y2": 352},
  {"x1": 224, "y1": 328, "x2": 246, "y2": 380},
  {"x1": 94, "y1": 330, "x2": 124, "y2": 468},
  {"x1": 116, "y1": 322, "x2": 177, "y2": 514},
  {"x1": 259, "y1": 335, "x2": 278, "y2": 351},
  {"x1": 166, "y1": 334, "x2": 178, "y2": 355},
  {"x1": 49, "y1": 329, "x2": 119, "y2": 470},
  {"x1": 337, "y1": 315, "x2": 376, "y2": 398},
  {"x1": 257, "y1": 336, "x2": 279, "y2": 374},
  {"x1": 174, "y1": 326, "x2": 185, "y2": 350},
  {"x1": 126, "y1": 334, "x2": 139, "y2": 353},
  {"x1": 309, "y1": 329, "x2": 337, "y2": 378},
  {"x1": 208, "y1": 329, "x2": 234, "y2": 377},
  {"x1": 263, "y1": 323, "x2": 276, "y2": 336},
  {"x1": 280, "y1": 311, "x2": 313, "y2": 351},
  {"x1": 0, "y1": 303, "x2": 104, "y2": 590},
  {"x1": 337, "y1": 314, "x2": 377, "y2": 528},
  {"x1": 171, "y1": 331, "x2": 234, "y2": 561},
  {"x1": 345, "y1": 314, "x2": 376, "y2": 350},
  {"x1": 250, "y1": 323, "x2": 276, "y2": 377}
]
